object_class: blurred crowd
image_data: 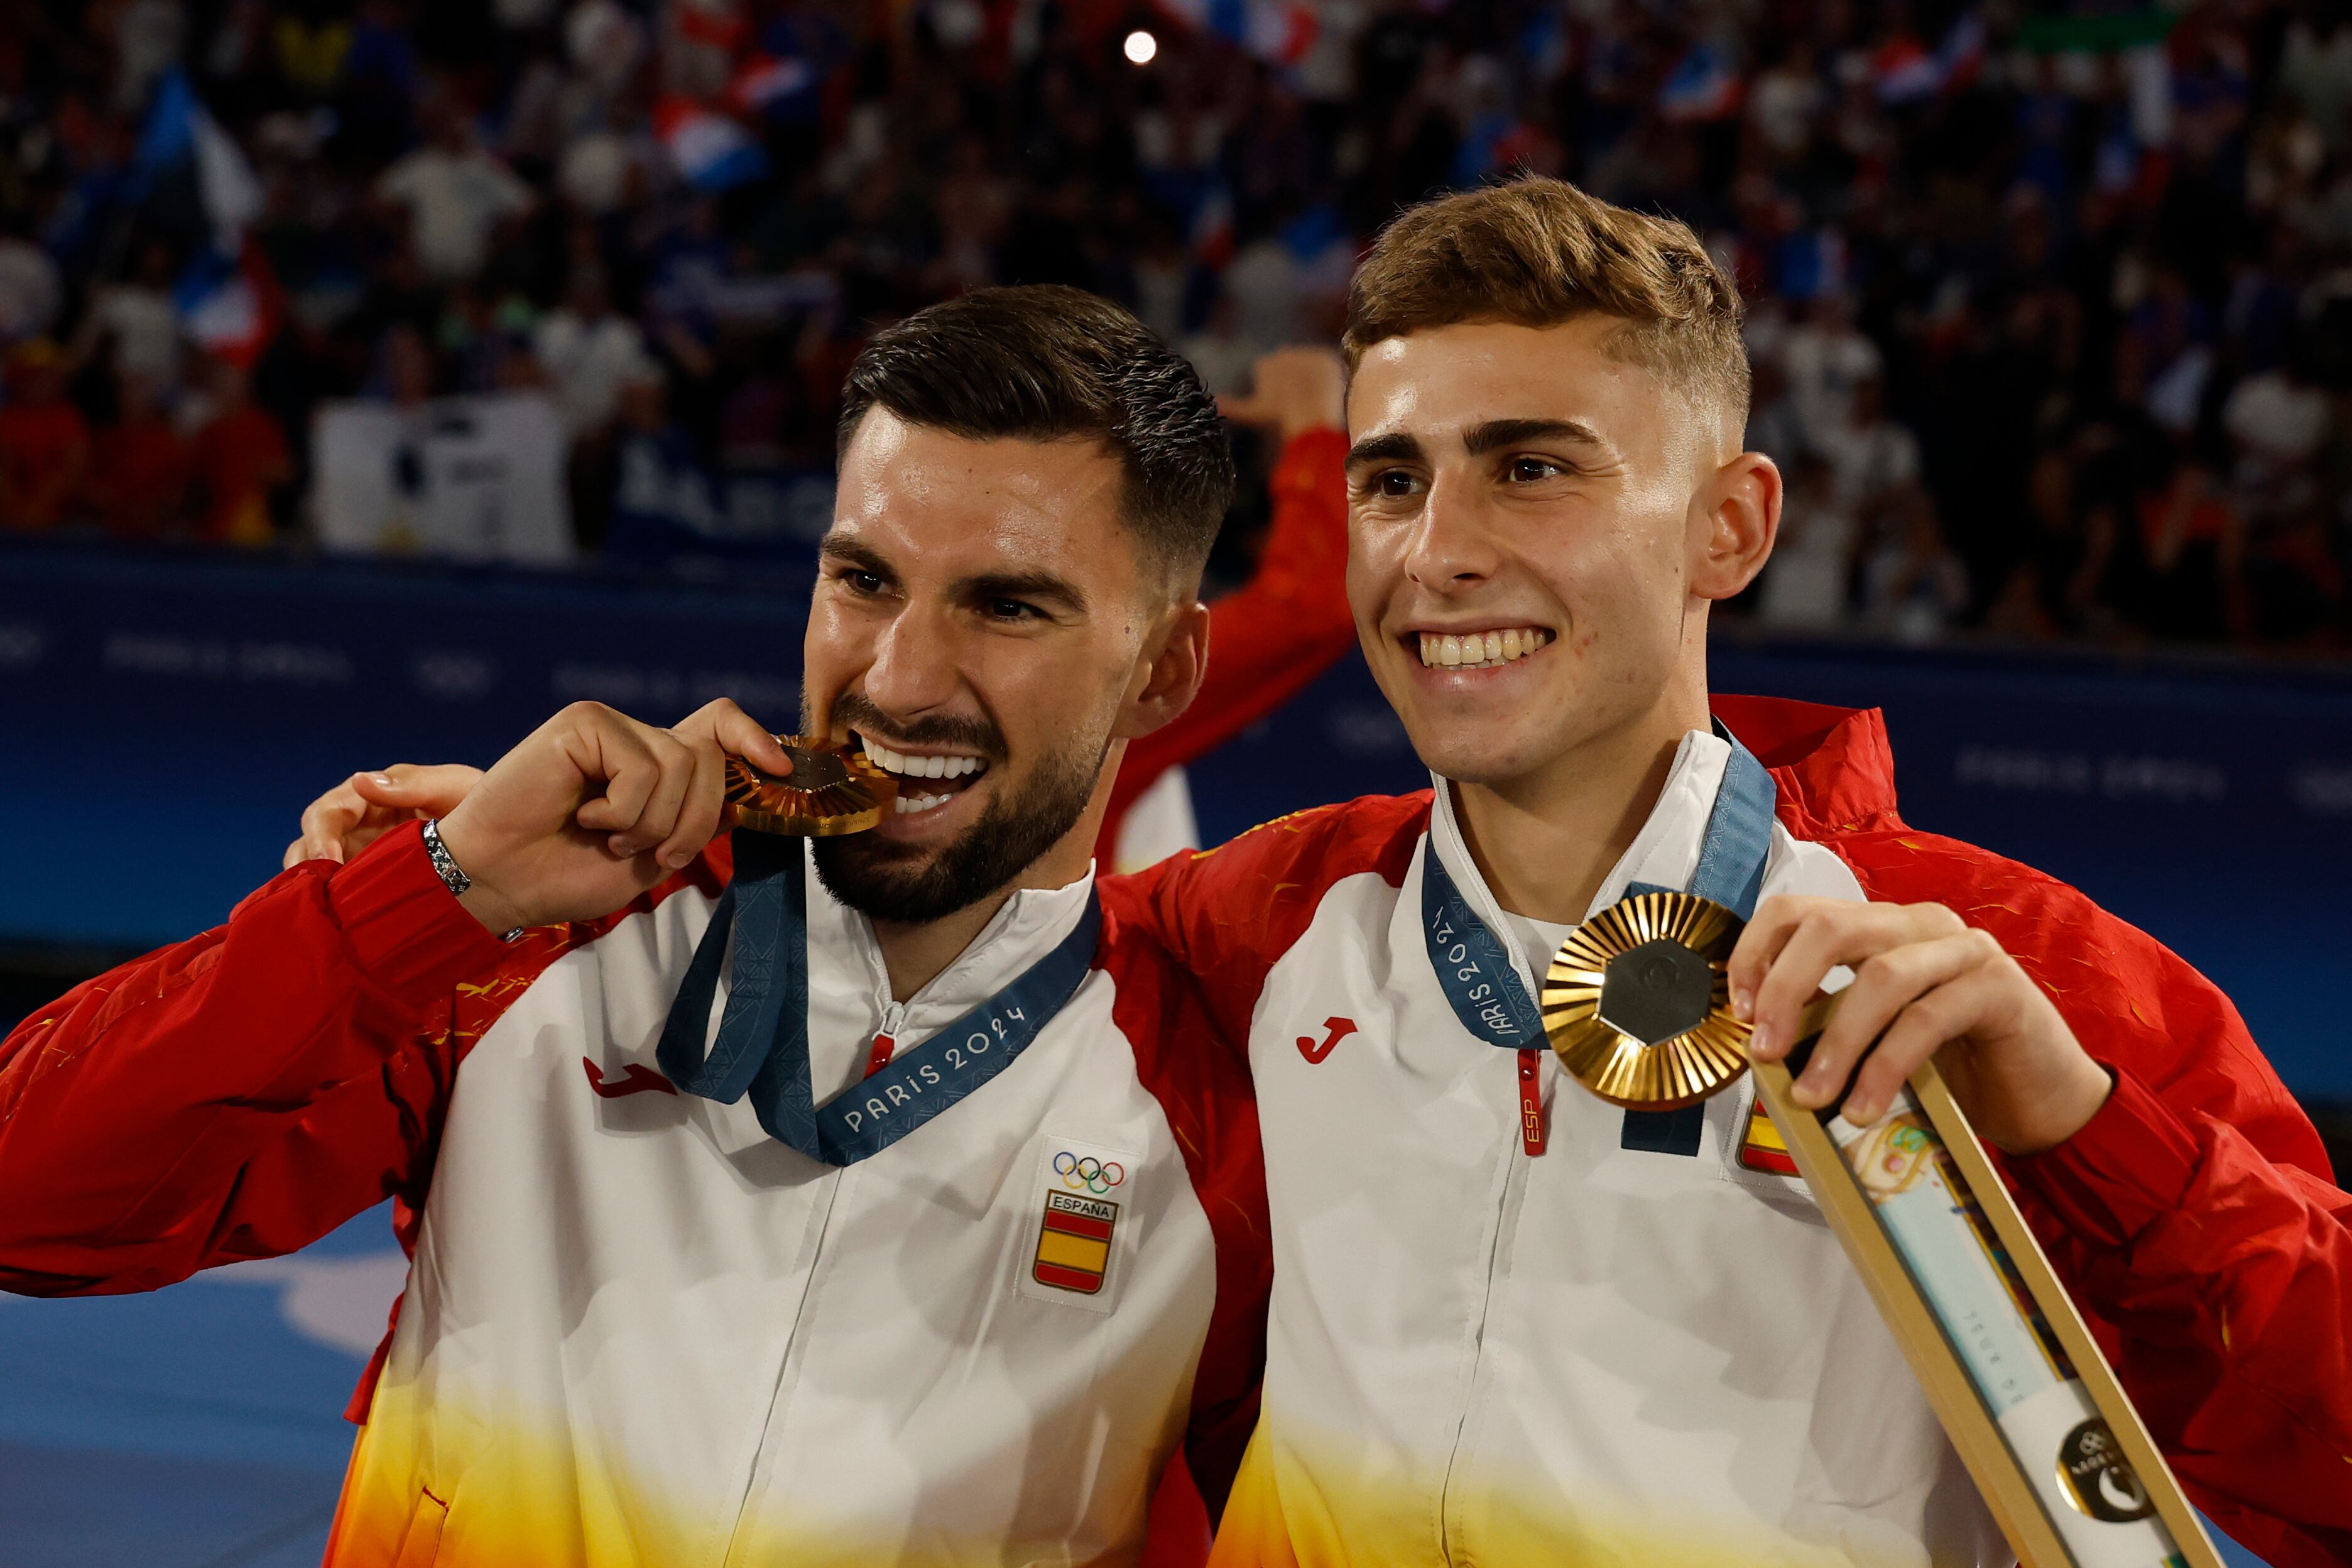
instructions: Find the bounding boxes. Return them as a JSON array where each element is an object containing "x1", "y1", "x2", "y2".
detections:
[{"x1": 0, "y1": 0, "x2": 2349, "y2": 648}]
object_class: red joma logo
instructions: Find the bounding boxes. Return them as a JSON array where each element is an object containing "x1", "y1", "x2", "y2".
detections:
[
  {"x1": 582, "y1": 1058, "x2": 678, "y2": 1099},
  {"x1": 1296, "y1": 1016, "x2": 1357, "y2": 1064}
]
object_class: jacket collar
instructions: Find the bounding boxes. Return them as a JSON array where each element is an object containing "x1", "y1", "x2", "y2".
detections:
[
  {"x1": 1709, "y1": 694, "x2": 1903, "y2": 839},
  {"x1": 1424, "y1": 726, "x2": 1733, "y2": 991},
  {"x1": 794, "y1": 845, "x2": 1096, "y2": 1102}
]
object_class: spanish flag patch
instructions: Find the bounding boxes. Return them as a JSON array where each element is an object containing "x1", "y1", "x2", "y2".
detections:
[
  {"x1": 1738, "y1": 1097, "x2": 1800, "y2": 1176},
  {"x1": 1033, "y1": 1190, "x2": 1119, "y2": 1295}
]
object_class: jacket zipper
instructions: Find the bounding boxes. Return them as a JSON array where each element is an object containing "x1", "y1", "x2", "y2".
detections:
[{"x1": 1431, "y1": 1072, "x2": 1535, "y2": 1567}]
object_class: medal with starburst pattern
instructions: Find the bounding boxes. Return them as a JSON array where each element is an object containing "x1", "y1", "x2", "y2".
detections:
[
  {"x1": 1538, "y1": 890, "x2": 1753, "y2": 1109},
  {"x1": 721, "y1": 738, "x2": 898, "y2": 836}
]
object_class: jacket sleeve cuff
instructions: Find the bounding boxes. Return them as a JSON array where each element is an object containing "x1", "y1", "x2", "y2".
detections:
[
  {"x1": 2007, "y1": 1066, "x2": 2202, "y2": 1248},
  {"x1": 327, "y1": 819, "x2": 513, "y2": 1004}
]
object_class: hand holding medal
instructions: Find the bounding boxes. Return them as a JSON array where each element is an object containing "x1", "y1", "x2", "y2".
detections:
[{"x1": 1537, "y1": 890, "x2": 2221, "y2": 1568}]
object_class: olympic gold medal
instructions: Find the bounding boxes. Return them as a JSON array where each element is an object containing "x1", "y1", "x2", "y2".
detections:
[
  {"x1": 721, "y1": 737, "x2": 898, "y2": 836},
  {"x1": 1539, "y1": 891, "x2": 1751, "y2": 1110}
]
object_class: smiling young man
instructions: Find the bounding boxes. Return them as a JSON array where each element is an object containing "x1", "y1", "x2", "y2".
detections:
[
  {"x1": 1113, "y1": 179, "x2": 2352, "y2": 1565},
  {"x1": 0, "y1": 287, "x2": 1352, "y2": 1565}
]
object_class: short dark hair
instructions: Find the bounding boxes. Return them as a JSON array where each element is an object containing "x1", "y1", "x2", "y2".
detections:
[{"x1": 837, "y1": 286, "x2": 1235, "y2": 592}]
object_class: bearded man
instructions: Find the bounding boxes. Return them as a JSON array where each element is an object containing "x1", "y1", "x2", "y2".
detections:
[{"x1": 0, "y1": 288, "x2": 1349, "y2": 1565}]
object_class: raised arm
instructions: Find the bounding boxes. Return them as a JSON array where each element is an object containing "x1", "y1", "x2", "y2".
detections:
[
  {"x1": 0, "y1": 699, "x2": 790, "y2": 1297},
  {"x1": 1101, "y1": 350, "x2": 1356, "y2": 854}
]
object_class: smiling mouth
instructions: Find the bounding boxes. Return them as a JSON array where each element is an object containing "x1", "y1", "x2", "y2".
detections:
[
  {"x1": 1413, "y1": 626, "x2": 1553, "y2": 670},
  {"x1": 856, "y1": 732, "x2": 994, "y2": 815}
]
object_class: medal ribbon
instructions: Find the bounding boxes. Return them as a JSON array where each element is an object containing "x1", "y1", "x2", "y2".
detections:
[
  {"x1": 656, "y1": 833, "x2": 1102, "y2": 1165},
  {"x1": 1421, "y1": 729, "x2": 1779, "y2": 1151}
]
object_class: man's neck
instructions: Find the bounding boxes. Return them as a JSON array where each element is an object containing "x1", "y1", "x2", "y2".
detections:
[
  {"x1": 1452, "y1": 692, "x2": 1712, "y2": 925},
  {"x1": 871, "y1": 893, "x2": 1019, "y2": 1003}
]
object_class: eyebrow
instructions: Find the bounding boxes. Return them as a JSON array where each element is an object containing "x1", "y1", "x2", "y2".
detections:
[
  {"x1": 1461, "y1": 417, "x2": 1608, "y2": 455},
  {"x1": 957, "y1": 569, "x2": 1088, "y2": 616},
  {"x1": 1346, "y1": 432, "x2": 1423, "y2": 469},
  {"x1": 1346, "y1": 418, "x2": 1609, "y2": 470},
  {"x1": 822, "y1": 534, "x2": 1089, "y2": 615},
  {"x1": 818, "y1": 532, "x2": 891, "y2": 575}
]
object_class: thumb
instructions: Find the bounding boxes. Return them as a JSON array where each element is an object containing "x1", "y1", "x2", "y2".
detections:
[{"x1": 674, "y1": 699, "x2": 794, "y2": 775}]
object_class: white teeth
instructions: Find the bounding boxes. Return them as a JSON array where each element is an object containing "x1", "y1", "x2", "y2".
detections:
[
  {"x1": 856, "y1": 733, "x2": 984, "y2": 781},
  {"x1": 893, "y1": 792, "x2": 952, "y2": 814},
  {"x1": 1414, "y1": 626, "x2": 1552, "y2": 670}
]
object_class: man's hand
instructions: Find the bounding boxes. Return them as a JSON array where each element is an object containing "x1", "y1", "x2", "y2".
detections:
[
  {"x1": 1219, "y1": 346, "x2": 1346, "y2": 445},
  {"x1": 1728, "y1": 897, "x2": 2114, "y2": 1154},
  {"x1": 433, "y1": 700, "x2": 794, "y2": 937},
  {"x1": 284, "y1": 764, "x2": 486, "y2": 869}
]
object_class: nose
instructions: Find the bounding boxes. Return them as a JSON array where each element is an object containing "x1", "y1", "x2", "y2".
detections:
[
  {"x1": 1402, "y1": 471, "x2": 1501, "y2": 594},
  {"x1": 858, "y1": 598, "x2": 964, "y2": 720}
]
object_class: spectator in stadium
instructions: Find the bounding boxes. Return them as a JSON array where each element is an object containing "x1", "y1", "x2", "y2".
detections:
[
  {"x1": 0, "y1": 339, "x2": 90, "y2": 531},
  {"x1": 0, "y1": 0, "x2": 2347, "y2": 646},
  {"x1": 187, "y1": 354, "x2": 291, "y2": 545},
  {"x1": 373, "y1": 91, "x2": 535, "y2": 286},
  {"x1": 67, "y1": 236, "x2": 183, "y2": 389},
  {"x1": 85, "y1": 366, "x2": 190, "y2": 540}
]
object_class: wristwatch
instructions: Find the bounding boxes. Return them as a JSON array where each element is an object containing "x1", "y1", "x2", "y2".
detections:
[{"x1": 423, "y1": 819, "x2": 525, "y2": 941}]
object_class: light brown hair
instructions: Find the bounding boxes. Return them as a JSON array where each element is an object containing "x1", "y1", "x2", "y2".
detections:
[{"x1": 1344, "y1": 177, "x2": 1750, "y2": 427}]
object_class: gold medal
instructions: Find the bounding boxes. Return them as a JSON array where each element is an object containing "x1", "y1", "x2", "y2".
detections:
[
  {"x1": 721, "y1": 737, "x2": 898, "y2": 836},
  {"x1": 1538, "y1": 890, "x2": 1752, "y2": 1109}
]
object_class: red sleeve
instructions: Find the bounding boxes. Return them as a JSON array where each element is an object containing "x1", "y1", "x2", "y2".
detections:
[
  {"x1": 1102, "y1": 792, "x2": 1429, "y2": 1051},
  {"x1": 1099, "y1": 428, "x2": 1356, "y2": 856},
  {"x1": 0, "y1": 822, "x2": 513, "y2": 1295},
  {"x1": 1826, "y1": 827, "x2": 2352, "y2": 1568}
]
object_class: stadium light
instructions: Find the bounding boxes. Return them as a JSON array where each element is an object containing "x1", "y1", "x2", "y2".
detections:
[{"x1": 1123, "y1": 30, "x2": 1158, "y2": 65}]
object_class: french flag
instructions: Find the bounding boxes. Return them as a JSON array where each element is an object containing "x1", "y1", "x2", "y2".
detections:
[
  {"x1": 655, "y1": 97, "x2": 769, "y2": 192},
  {"x1": 730, "y1": 52, "x2": 813, "y2": 116},
  {"x1": 1658, "y1": 41, "x2": 1742, "y2": 122},
  {"x1": 1156, "y1": 0, "x2": 1315, "y2": 65},
  {"x1": 175, "y1": 242, "x2": 282, "y2": 368}
]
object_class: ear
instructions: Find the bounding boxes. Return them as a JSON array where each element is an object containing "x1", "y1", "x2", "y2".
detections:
[
  {"x1": 1113, "y1": 599, "x2": 1212, "y2": 741},
  {"x1": 1690, "y1": 451, "x2": 1781, "y2": 601}
]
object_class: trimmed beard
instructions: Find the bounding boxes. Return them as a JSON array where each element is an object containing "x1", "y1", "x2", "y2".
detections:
[{"x1": 811, "y1": 712, "x2": 1109, "y2": 925}]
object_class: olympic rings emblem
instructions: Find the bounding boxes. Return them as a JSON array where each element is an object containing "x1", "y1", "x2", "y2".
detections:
[{"x1": 1054, "y1": 1151, "x2": 1126, "y2": 1194}]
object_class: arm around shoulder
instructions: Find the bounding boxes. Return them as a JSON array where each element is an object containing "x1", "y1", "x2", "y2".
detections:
[{"x1": 0, "y1": 820, "x2": 513, "y2": 1295}]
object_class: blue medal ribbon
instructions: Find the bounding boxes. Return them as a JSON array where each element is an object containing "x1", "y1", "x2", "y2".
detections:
[
  {"x1": 1422, "y1": 728, "x2": 1780, "y2": 1153},
  {"x1": 656, "y1": 832, "x2": 1102, "y2": 1165}
]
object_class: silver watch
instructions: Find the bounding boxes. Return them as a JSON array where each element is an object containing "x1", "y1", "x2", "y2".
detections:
[{"x1": 423, "y1": 819, "x2": 524, "y2": 941}]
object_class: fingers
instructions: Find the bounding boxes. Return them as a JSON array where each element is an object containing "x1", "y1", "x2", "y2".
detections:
[
  {"x1": 654, "y1": 730, "x2": 728, "y2": 870},
  {"x1": 288, "y1": 776, "x2": 375, "y2": 867},
  {"x1": 352, "y1": 762, "x2": 486, "y2": 820},
  {"x1": 1787, "y1": 927, "x2": 2004, "y2": 1116},
  {"x1": 607, "y1": 726, "x2": 697, "y2": 858},
  {"x1": 674, "y1": 699, "x2": 793, "y2": 775},
  {"x1": 569, "y1": 714, "x2": 692, "y2": 858},
  {"x1": 1731, "y1": 896, "x2": 1964, "y2": 1061},
  {"x1": 1837, "y1": 965, "x2": 2017, "y2": 1126}
]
